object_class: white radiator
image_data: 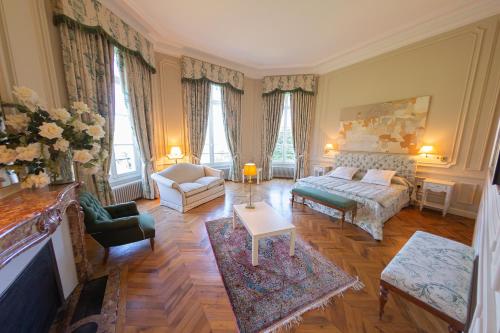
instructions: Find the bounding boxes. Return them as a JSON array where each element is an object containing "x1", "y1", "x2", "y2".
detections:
[
  {"x1": 272, "y1": 165, "x2": 294, "y2": 178},
  {"x1": 112, "y1": 180, "x2": 143, "y2": 203}
]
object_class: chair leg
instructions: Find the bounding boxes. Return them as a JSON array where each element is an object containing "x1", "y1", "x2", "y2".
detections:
[
  {"x1": 341, "y1": 211, "x2": 345, "y2": 229},
  {"x1": 150, "y1": 238, "x2": 155, "y2": 251},
  {"x1": 379, "y1": 283, "x2": 389, "y2": 319},
  {"x1": 103, "y1": 247, "x2": 109, "y2": 264}
]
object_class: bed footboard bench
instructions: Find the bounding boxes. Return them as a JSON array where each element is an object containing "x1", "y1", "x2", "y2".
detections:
[{"x1": 291, "y1": 186, "x2": 357, "y2": 229}]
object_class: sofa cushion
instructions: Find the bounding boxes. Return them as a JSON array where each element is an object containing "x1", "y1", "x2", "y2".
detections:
[
  {"x1": 179, "y1": 182, "x2": 207, "y2": 197},
  {"x1": 157, "y1": 163, "x2": 205, "y2": 184},
  {"x1": 186, "y1": 184, "x2": 225, "y2": 205},
  {"x1": 381, "y1": 231, "x2": 475, "y2": 324},
  {"x1": 195, "y1": 176, "x2": 224, "y2": 189}
]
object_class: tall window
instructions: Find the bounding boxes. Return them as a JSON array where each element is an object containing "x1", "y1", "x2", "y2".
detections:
[
  {"x1": 109, "y1": 54, "x2": 142, "y2": 184},
  {"x1": 201, "y1": 84, "x2": 231, "y2": 164},
  {"x1": 272, "y1": 93, "x2": 295, "y2": 164}
]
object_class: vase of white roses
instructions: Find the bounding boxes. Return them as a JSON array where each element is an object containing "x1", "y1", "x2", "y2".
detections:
[{"x1": 0, "y1": 86, "x2": 106, "y2": 189}]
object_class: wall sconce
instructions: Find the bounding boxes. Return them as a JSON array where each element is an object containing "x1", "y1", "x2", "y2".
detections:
[
  {"x1": 167, "y1": 146, "x2": 184, "y2": 164},
  {"x1": 418, "y1": 145, "x2": 434, "y2": 158},
  {"x1": 418, "y1": 145, "x2": 447, "y2": 163},
  {"x1": 324, "y1": 143, "x2": 335, "y2": 155}
]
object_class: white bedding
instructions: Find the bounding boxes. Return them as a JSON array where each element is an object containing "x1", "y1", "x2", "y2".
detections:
[{"x1": 294, "y1": 175, "x2": 412, "y2": 240}]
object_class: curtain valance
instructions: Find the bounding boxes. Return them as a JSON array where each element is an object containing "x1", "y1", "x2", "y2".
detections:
[
  {"x1": 53, "y1": 0, "x2": 156, "y2": 73},
  {"x1": 181, "y1": 56, "x2": 244, "y2": 93},
  {"x1": 262, "y1": 74, "x2": 317, "y2": 95}
]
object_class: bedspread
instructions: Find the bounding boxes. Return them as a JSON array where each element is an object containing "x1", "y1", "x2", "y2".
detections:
[{"x1": 294, "y1": 175, "x2": 411, "y2": 240}]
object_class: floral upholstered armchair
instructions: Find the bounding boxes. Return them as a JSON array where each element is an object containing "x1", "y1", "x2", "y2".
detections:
[{"x1": 151, "y1": 163, "x2": 225, "y2": 213}]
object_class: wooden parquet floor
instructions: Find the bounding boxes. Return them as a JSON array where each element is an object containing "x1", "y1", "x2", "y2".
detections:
[{"x1": 86, "y1": 179, "x2": 475, "y2": 333}]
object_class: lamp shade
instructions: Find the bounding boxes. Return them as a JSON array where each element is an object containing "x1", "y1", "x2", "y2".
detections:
[
  {"x1": 243, "y1": 163, "x2": 257, "y2": 176},
  {"x1": 167, "y1": 146, "x2": 184, "y2": 159},
  {"x1": 418, "y1": 145, "x2": 434, "y2": 154}
]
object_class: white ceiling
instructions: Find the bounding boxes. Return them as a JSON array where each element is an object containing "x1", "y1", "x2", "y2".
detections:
[{"x1": 105, "y1": 0, "x2": 500, "y2": 77}]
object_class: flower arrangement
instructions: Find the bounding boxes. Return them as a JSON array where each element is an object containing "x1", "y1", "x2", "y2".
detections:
[{"x1": 0, "y1": 86, "x2": 106, "y2": 189}]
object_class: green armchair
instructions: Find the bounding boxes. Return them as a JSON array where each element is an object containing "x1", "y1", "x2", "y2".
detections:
[{"x1": 79, "y1": 192, "x2": 155, "y2": 263}]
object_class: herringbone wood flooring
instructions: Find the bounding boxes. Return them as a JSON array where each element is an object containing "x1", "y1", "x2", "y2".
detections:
[{"x1": 86, "y1": 179, "x2": 475, "y2": 333}]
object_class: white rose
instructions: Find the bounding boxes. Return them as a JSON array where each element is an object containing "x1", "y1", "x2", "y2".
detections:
[
  {"x1": 85, "y1": 125, "x2": 105, "y2": 139},
  {"x1": 0, "y1": 145, "x2": 17, "y2": 164},
  {"x1": 21, "y1": 171, "x2": 50, "y2": 189},
  {"x1": 5, "y1": 113, "x2": 29, "y2": 132},
  {"x1": 16, "y1": 143, "x2": 41, "y2": 161},
  {"x1": 90, "y1": 143, "x2": 101, "y2": 155},
  {"x1": 91, "y1": 113, "x2": 106, "y2": 126},
  {"x1": 72, "y1": 120, "x2": 89, "y2": 132},
  {"x1": 72, "y1": 101, "x2": 90, "y2": 114},
  {"x1": 12, "y1": 86, "x2": 39, "y2": 111},
  {"x1": 53, "y1": 139, "x2": 69, "y2": 152},
  {"x1": 47, "y1": 108, "x2": 71, "y2": 122},
  {"x1": 81, "y1": 164, "x2": 100, "y2": 175},
  {"x1": 73, "y1": 149, "x2": 93, "y2": 164},
  {"x1": 39, "y1": 122, "x2": 63, "y2": 139}
]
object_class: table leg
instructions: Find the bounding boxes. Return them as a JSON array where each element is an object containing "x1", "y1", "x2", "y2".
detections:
[
  {"x1": 290, "y1": 229, "x2": 296, "y2": 257},
  {"x1": 252, "y1": 237, "x2": 259, "y2": 266},
  {"x1": 233, "y1": 211, "x2": 236, "y2": 229}
]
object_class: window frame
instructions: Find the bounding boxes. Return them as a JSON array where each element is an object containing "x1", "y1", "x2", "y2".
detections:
[
  {"x1": 272, "y1": 93, "x2": 295, "y2": 165},
  {"x1": 109, "y1": 52, "x2": 143, "y2": 187},
  {"x1": 201, "y1": 83, "x2": 232, "y2": 167}
]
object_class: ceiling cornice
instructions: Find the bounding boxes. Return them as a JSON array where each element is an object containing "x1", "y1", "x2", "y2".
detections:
[{"x1": 103, "y1": 0, "x2": 500, "y2": 79}]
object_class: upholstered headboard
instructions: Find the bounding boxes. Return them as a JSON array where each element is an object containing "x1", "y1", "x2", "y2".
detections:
[{"x1": 332, "y1": 152, "x2": 417, "y2": 184}]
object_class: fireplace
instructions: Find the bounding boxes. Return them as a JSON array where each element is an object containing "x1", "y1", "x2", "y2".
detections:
[{"x1": 0, "y1": 240, "x2": 63, "y2": 333}]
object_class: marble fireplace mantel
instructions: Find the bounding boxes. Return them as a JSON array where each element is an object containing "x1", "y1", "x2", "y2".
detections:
[{"x1": 0, "y1": 183, "x2": 90, "y2": 282}]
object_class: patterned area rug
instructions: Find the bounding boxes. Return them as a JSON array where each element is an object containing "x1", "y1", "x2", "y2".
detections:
[{"x1": 206, "y1": 218, "x2": 363, "y2": 333}]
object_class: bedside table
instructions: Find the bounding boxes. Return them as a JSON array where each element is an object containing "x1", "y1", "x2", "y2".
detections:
[
  {"x1": 420, "y1": 178, "x2": 455, "y2": 216},
  {"x1": 313, "y1": 165, "x2": 332, "y2": 177}
]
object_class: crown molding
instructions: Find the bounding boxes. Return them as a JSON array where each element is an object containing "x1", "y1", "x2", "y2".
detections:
[{"x1": 102, "y1": 0, "x2": 500, "y2": 78}]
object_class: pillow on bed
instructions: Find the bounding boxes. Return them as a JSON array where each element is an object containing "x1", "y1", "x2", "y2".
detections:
[
  {"x1": 361, "y1": 169, "x2": 396, "y2": 186},
  {"x1": 329, "y1": 166, "x2": 359, "y2": 180}
]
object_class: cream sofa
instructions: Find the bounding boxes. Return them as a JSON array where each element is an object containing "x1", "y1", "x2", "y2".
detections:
[{"x1": 151, "y1": 163, "x2": 225, "y2": 213}]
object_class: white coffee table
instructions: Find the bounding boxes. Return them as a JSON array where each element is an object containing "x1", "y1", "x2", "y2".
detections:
[{"x1": 233, "y1": 201, "x2": 296, "y2": 266}]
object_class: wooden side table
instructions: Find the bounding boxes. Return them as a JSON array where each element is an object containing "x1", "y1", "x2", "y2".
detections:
[
  {"x1": 420, "y1": 178, "x2": 455, "y2": 216},
  {"x1": 313, "y1": 165, "x2": 332, "y2": 177}
]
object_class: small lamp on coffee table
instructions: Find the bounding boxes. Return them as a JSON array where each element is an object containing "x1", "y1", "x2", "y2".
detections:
[{"x1": 243, "y1": 163, "x2": 257, "y2": 209}]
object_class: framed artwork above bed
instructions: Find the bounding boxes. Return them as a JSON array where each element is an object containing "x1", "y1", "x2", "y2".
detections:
[{"x1": 338, "y1": 96, "x2": 431, "y2": 154}]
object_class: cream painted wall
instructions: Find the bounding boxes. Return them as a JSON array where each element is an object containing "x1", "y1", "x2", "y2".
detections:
[
  {"x1": 0, "y1": 0, "x2": 67, "y2": 107},
  {"x1": 311, "y1": 15, "x2": 500, "y2": 217},
  {"x1": 151, "y1": 52, "x2": 263, "y2": 171}
]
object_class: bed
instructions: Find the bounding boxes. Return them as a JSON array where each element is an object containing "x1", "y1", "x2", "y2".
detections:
[{"x1": 294, "y1": 152, "x2": 417, "y2": 240}]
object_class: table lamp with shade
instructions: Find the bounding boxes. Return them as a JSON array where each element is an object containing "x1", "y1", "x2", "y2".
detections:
[
  {"x1": 243, "y1": 163, "x2": 257, "y2": 209},
  {"x1": 167, "y1": 146, "x2": 184, "y2": 164}
]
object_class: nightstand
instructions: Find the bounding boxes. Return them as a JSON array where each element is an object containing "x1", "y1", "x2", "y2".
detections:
[
  {"x1": 313, "y1": 165, "x2": 332, "y2": 177},
  {"x1": 420, "y1": 178, "x2": 455, "y2": 216}
]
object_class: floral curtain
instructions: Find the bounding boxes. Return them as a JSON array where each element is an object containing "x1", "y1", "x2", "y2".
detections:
[
  {"x1": 261, "y1": 93, "x2": 285, "y2": 180},
  {"x1": 182, "y1": 80, "x2": 211, "y2": 164},
  {"x1": 221, "y1": 86, "x2": 242, "y2": 181},
  {"x1": 263, "y1": 74, "x2": 316, "y2": 95},
  {"x1": 53, "y1": 0, "x2": 156, "y2": 72},
  {"x1": 117, "y1": 51, "x2": 156, "y2": 199},
  {"x1": 291, "y1": 90, "x2": 315, "y2": 180},
  {"x1": 181, "y1": 56, "x2": 244, "y2": 93},
  {"x1": 58, "y1": 23, "x2": 115, "y2": 205}
]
